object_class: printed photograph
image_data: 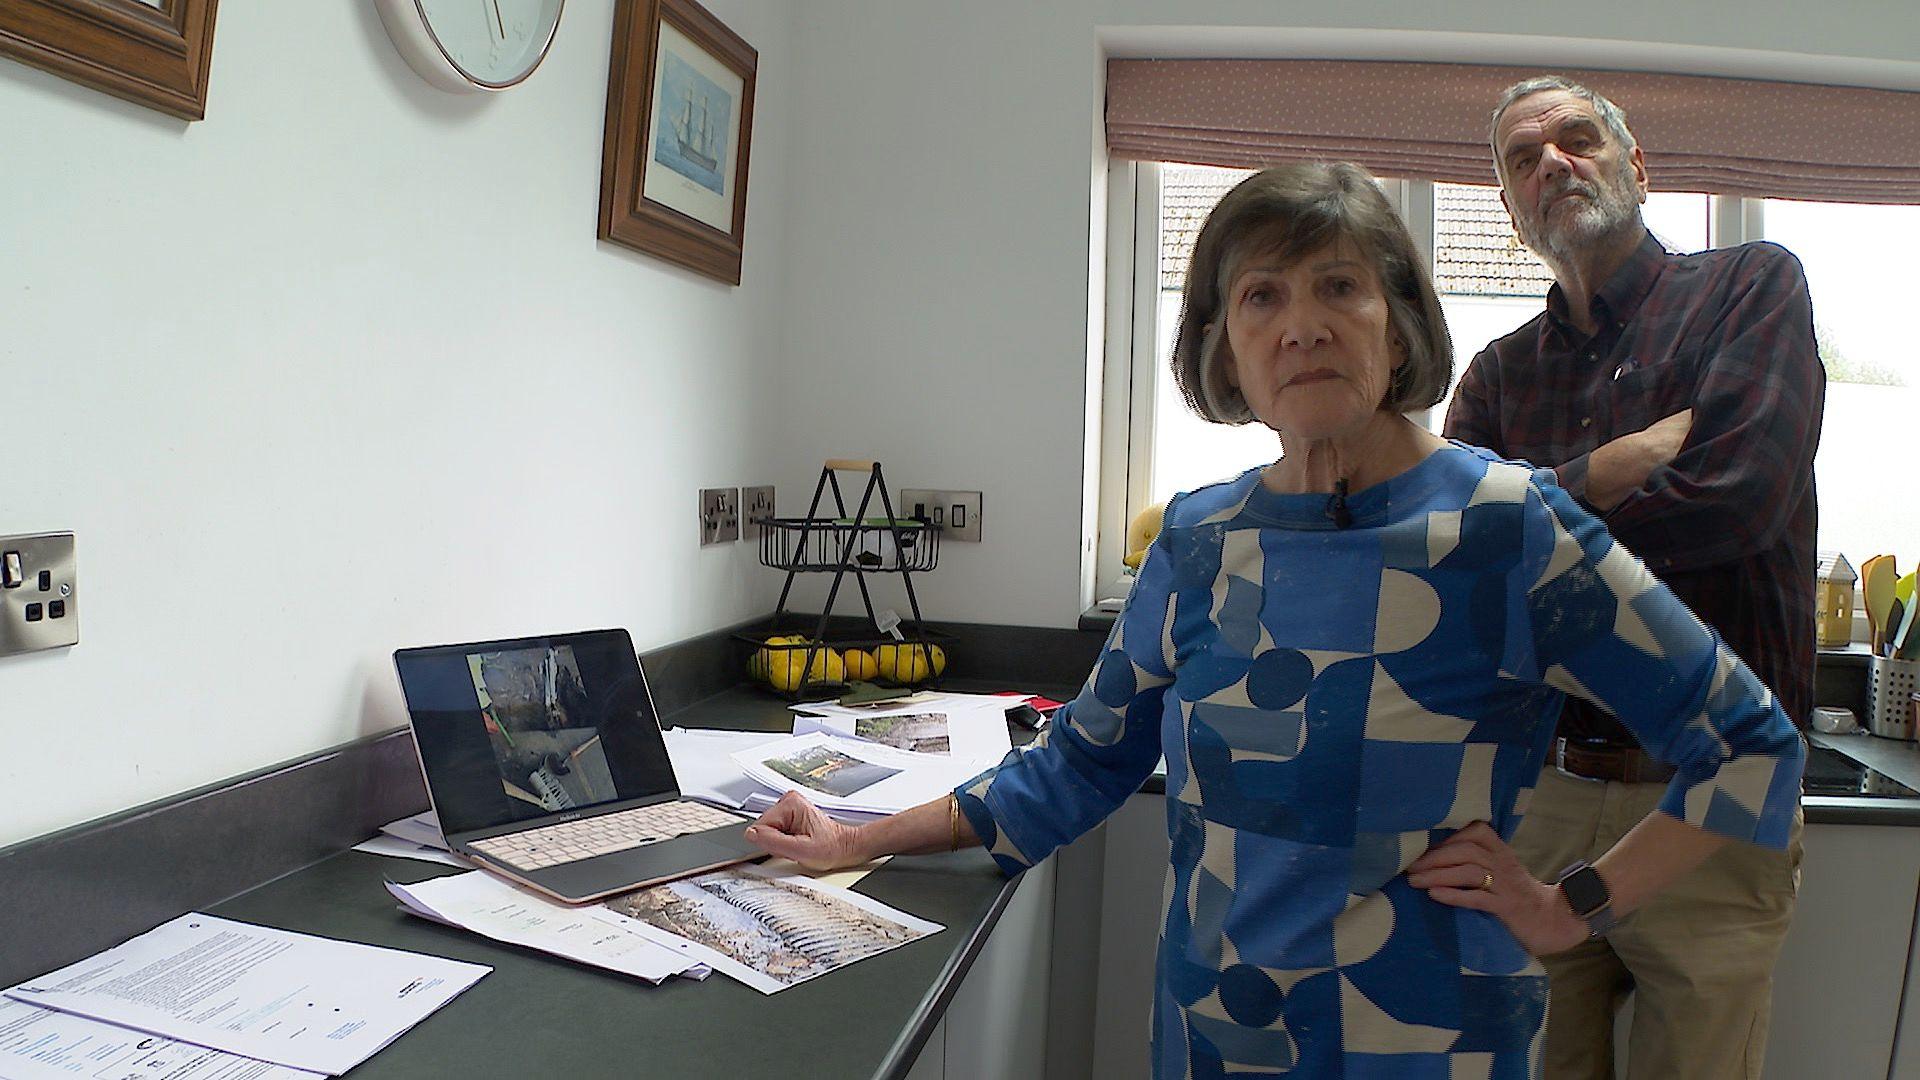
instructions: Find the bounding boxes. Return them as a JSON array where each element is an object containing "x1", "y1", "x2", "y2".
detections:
[
  {"x1": 762, "y1": 745, "x2": 900, "y2": 798},
  {"x1": 604, "y1": 868, "x2": 932, "y2": 989},
  {"x1": 853, "y1": 713, "x2": 950, "y2": 755},
  {"x1": 469, "y1": 646, "x2": 615, "y2": 810}
]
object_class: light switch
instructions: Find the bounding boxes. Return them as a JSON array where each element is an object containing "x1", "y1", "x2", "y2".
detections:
[{"x1": 2, "y1": 551, "x2": 21, "y2": 589}]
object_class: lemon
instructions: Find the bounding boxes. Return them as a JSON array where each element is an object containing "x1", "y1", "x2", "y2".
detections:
[
  {"x1": 768, "y1": 645, "x2": 845, "y2": 692},
  {"x1": 750, "y1": 635, "x2": 804, "y2": 682},
  {"x1": 843, "y1": 648, "x2": 879, "y2": 681},
  {"x1": 876, "y1": 643, "x2": 941, "y2": 684}
]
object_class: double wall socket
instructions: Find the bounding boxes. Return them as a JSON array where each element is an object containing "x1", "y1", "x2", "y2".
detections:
[
  {"x1": 1, "y1": 532, "x2": 78, "y2": 657},
  {"x1": 900, "y1": 489, "x2": 983, "y2": 542},
  {"x1": 742, "y1": 486, "x2": 775, "y2": 527},
  {"x1": 700, "y1": 488, "x2": 739, "y2": 545}
]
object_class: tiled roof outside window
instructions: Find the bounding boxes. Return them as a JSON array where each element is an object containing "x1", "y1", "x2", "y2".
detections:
[{"x1": 1156, "y1": 166, "x2": 1553, "y2": 300}]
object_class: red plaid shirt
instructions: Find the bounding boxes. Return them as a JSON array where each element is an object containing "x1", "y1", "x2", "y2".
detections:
[{"x1": 1444, "y1": 230, "x2": 1823, "y2": 737}]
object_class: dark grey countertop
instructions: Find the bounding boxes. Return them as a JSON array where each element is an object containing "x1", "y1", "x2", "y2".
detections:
[
  {"x1": 1810, "y1": 730, "x2": 1920, "y2": 785},
  {"x1": 210, "y1": 848, "x2": 1015, "y2": 1080},
  {"x1": 1805, "y1": 731, "x2": 1920, "y2": 825},
  {"x1": 198, "y1": 679, "x2": 1081, "y2": 1080}
]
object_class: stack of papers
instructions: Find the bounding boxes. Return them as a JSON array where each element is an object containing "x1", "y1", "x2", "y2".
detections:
[
  {"x1": 789, "y1": 695, "x2": 1013, "y2": 764},
  {"x1": 385, "y1": 862, "x2": 934, "y2": 996},
  {"x1": 0, "y1": 996, "x2": 327, "y2": 1080},
  {"x1": 386, "y1": 872, "x2": 710, "y2": 984},
  {"x1": 658, "y1": 692, "x2": 1021, "y2": 824},
  {"x1": 733, "y1": 731, "x2": 988, "y2": 818},
  {"x1": 352, "y1": 810, "x2": 465, "y2": 866},
  {"x1": 4, "y1": 914, "x2": 488, "y2": 1076},
  {"x1": 379, "y1": 811, "x2": 444, "y2": 848},
  {"x1": 663, "y1": 727, "x2": 789, "y2": 808},
  {"x1": 596, "y1": 863, "x2": 940, "y2": 994}
]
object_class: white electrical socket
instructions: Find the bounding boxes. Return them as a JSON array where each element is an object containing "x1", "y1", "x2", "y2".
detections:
[
  {"x1": 900, "y1": 489, "x2": 983, "y2": 542},
  {"x1": 700, "y1": 488, "x2": 740, "y2": 545}
]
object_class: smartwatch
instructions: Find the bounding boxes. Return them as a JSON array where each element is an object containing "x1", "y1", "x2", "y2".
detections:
[{"x1": 1554, "y1": 861, "x2": 1617, "y2": 938}]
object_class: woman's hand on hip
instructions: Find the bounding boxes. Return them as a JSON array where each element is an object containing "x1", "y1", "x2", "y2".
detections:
[
  {"x1": 744, "y1": 790, "x2": 870, "y2": 871},
  {"x1": 1407, "y1": 821, "x2": 1589, "y2": 957}
]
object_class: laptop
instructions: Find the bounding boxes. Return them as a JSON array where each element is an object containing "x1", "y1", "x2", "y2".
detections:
[{"x1": 394, "y1": 628, "x2": 761, "y2": 903}]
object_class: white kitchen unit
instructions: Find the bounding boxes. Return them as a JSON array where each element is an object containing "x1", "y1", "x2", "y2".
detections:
[
  {"x1": 1769, "y1": 822, "x2": 1920, "y2": 1079},
  {"x1": 905, "y1": 854, "x2": 1057, "y2": 1080}
]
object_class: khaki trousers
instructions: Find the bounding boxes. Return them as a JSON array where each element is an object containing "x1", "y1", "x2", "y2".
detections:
[{"x1": 1511, "y1": 766, "x2": 1803, "y2": 1080}]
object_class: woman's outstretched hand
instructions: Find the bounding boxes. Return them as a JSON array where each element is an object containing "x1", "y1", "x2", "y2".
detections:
[
  {"x1": 1407, "y1": 821, "x2": 1589, "y2": 957},
  {"x1": 745, "y1": 790, "x2": 871, "y2": 871}
]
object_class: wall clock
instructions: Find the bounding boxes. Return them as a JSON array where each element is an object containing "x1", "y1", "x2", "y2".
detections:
[{"x1": 376, "y1": 0, "x2": 565, "y2": 93}]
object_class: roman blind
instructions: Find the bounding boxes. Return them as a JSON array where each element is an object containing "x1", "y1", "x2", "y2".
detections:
[{"x1": 1107, "y1": 60, "x2": 1920, "y2": 203}]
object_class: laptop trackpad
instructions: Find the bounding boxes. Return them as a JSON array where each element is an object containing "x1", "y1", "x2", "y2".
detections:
[{"x1": 695, "y1": 824, "x2": 757, "y2": 856}]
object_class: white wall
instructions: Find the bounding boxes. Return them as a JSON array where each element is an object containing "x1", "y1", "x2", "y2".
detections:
[
  {"x1": 0, "y1": 1, "x2": 793, "y2": 847},
  {"x1": 778, "y1": 0, "x2": 1920, "y2": 631}
]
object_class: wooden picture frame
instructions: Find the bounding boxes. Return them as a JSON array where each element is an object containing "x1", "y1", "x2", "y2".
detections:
[
  {"x1": 598, "y1": 0, "x2": 757, "y2": 285},
  {"x1": 0, "y1": 0, "x2": 218, "y2": 121}
]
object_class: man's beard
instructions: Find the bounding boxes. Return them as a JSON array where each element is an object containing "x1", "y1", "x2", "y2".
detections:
[{"x1": 1515, "y1": 168, "x2": 1640, "y2": 265}]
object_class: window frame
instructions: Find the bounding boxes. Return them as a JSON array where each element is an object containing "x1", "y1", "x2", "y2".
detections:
[{"x1": 1092, "y1": 161, "x2": 1759, "y2": 607}]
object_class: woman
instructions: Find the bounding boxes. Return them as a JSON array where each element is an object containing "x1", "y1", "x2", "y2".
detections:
[{"x1": 746, "y1": 162, "x2": 1802, "y2": 1078}]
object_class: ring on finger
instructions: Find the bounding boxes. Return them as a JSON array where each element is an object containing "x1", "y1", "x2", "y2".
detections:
[{"x1": 1479, "y1": 870, "x2": 1494, "y2": 891}]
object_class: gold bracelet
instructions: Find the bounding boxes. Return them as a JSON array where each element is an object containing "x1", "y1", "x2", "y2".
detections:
[{"x1": 948, "y1": 793, "x2": 961, "y2": 851}]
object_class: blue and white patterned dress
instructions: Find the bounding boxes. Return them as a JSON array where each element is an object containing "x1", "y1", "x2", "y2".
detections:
[{"x1": 954, "y1": 443, "x2": 1803, "y2": 1079}]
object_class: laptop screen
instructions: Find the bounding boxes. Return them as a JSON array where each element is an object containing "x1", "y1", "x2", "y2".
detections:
[{"x1": 395, "y1": 629, "x2": 680, "y2": 836}]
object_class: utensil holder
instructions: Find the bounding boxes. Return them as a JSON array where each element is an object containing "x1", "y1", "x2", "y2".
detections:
[{"x1": 1867, "y1": 655, "x2": 1920, "y2": 739}]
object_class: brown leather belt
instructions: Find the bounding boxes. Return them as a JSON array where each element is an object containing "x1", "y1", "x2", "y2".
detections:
[{"x1": 1553, "y1": 738, "x2": 1677, "y2": 784}]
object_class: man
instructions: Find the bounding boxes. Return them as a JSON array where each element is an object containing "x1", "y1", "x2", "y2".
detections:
[{"x1": 1444, "y1": 76, "x2": 1821, "y2": 1079}]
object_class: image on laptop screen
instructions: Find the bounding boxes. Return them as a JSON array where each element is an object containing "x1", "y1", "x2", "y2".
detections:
[
  {"x1": 469, "y1": 644, "x2": 616, "y2": 812},
  {"x1": 398, "y1": 630, "x2": 680, "y2": 836}
]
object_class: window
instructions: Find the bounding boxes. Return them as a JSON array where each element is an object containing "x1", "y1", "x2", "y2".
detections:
[
  {"x1": 1761, "y1": 200, "x2": 1920, "y2": 568},
  {"x1": 1099, "y1": 162, "x2": 1918, "y2": 601}
]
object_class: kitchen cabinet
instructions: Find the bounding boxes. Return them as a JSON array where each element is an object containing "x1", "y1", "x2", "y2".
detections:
[
  {"x1": 895, "y1": 855, "x2": 1056, "y2": 1080},
  {"x1": 1767, "y1": 823, "x2": 1920, "y2": 1079}
]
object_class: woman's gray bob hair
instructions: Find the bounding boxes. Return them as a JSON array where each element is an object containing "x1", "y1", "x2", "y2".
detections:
[{"x1": 1171, "y1": 162, "x2": 1453, "y2": 425}]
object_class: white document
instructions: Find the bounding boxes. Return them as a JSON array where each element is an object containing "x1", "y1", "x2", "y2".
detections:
[
  {"x1": 352, "y1": 834, "x2": 468, "y2": 867},
  {"x1": 377, "y1": 811, "x2": 445, "y2": 850},
  {"x1": 385, "y1": 872, "x2": 703, "y2": 985},
  {"x1": 663, "y1": 726, "x2": 784, "y2": 809},
  {"x1": 0, "y1": 995, "x2": 325, "y2": 1080},
  {"x1": 792, "y1": 703, "x2": 1011, "y2": 767},
  {"x1": 758, "y1": 856, "x2": 889, "y2": 891},
  {"x1": 732, "y1": 732, "x2": 983, "y2": 815},
  {"x1": 598, "y1": 863, "x2": 941, "y2": 994},
  {"x1": 5, "y1": 914, "x2": 489, "y2": 1076},
  {"x1": 740, "y1": 790, "x2": 887, "y2": 825}
]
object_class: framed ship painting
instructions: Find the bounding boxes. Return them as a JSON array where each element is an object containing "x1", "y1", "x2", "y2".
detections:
[{"x1": 599, "y1": 0, "x2": 757, "y2": 285}]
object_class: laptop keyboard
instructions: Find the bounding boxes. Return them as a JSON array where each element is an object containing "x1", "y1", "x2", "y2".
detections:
[{"x1": 469, "y1": 801, "x2": 745, "y2": 871}]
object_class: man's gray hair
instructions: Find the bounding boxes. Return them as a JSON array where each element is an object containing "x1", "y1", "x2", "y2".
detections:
[{"x1": 1489, "y1": 76, "x2": 1636, "y2": 181}]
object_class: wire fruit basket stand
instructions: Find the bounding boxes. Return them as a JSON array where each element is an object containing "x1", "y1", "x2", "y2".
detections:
[{"x1": 741, "y1": 459, "x2": 951, "y2": 699}]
